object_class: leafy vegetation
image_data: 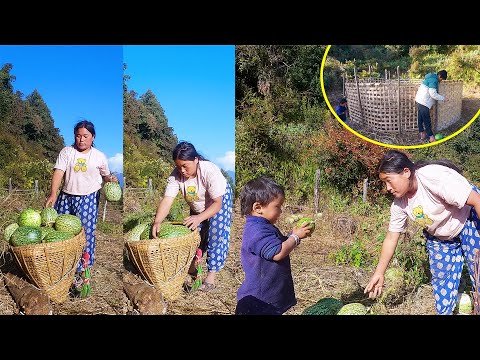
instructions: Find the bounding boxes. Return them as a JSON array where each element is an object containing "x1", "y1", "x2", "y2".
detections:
[{"x1": 236, "y1": 45, "x2": 480, "y2": 298}]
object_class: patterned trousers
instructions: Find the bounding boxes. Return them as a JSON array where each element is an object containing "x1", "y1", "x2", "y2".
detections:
[{"x1": 54, "y1": 190, "x2": 100, "y2": 272}]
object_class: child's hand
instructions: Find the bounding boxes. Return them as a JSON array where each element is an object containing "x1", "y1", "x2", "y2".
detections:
[{"x1": 292, "y1": 223, "x2": 313, "y2": 239}]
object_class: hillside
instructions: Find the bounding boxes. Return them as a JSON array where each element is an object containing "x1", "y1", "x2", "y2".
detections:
[{"x1": 0, "y1": 63, "x2": 65, "y2": 190}]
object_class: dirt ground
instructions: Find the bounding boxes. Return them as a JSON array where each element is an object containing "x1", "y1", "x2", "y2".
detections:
[{"x1": 0, "y1": 200, "x2": 441, "y2": 316}]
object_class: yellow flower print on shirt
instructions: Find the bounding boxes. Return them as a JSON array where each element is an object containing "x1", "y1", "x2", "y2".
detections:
[
  {"x1": 185, "y1": 185, "x2": 199, "y2": 202},
  {"x1": 412, "y1": 205, "x2": 434, "y2": 228},
  {"x1": 74, "y1": 158, "x2": 87, "y2": 172}
]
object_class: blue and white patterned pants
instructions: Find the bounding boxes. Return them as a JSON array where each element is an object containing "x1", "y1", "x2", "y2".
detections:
[
  {"x1": 424, "y1": 186, "x2": 480, "y2": 315},
  {"x1": 54, "y1": 190, "x2": 100, "y2": 272},
  {"x1": 197, "y1": 182, "x2": 233, "y2": 272}
]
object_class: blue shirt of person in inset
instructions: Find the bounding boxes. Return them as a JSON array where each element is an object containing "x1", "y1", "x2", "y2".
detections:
[{"x1": 335, "y1": 97, "x2": 349, "y2": 125}]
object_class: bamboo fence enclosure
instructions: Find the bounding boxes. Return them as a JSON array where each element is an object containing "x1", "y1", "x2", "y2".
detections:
[{"x1": 345, "y1": 78, "x2": 463, "y2": 133}]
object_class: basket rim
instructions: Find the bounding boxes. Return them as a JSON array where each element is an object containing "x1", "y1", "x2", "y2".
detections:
[
  {"x1": 125, "y1": 223, "x2": 198, "y2": 246},
  {"x1": 10, "y1": 227, "x2": 85, "y2": 251}
]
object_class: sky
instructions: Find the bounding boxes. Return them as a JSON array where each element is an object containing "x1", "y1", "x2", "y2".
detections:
[
  {"x1": 123, "y1": 45, "x2": 235, "y2": 172},
  {"x1": 0, "y1": 45, "x2": 124, "y2": 173}
]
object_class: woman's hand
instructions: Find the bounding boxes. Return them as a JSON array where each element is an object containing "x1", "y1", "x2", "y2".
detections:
[
  {"x1": 45, "y1": 194, "x2": 57, "y2": 208},
  {"x1": 151, "y1": 222, "x2": 161, "y2": 239},
  {"x1": 364, "y1": 272, "x2": 385, "y2": 299},
  {"x1": 183, "y1": 215, "x2": 203, "y2": 231},
  {"x1": 104, "y1": 174, "x2": 118, "y2": 182}
]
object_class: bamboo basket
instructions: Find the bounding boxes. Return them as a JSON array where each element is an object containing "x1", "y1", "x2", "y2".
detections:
[
  {"x1": 125, "y1": 228, "x2": 200, "y2": 300},
  {"x1": 10, "y1": 228, "x2": 86, "y2": 303}
]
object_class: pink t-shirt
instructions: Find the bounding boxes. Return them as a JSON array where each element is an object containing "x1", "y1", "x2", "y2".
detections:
[
  {"x1": 54, "y1": 146, "x2": 110, "y2": 196},
  {"x1": 388, "y1": 165, "x2": 473, "y2": 240},
  {"x1": 164, "y1": 160, "x2": 227, "y2": 214}
]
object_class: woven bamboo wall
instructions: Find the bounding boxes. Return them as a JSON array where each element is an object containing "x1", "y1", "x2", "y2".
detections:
[
  {"x1": 435, "y1": 81, "x2": 463, "y2": 130},
  {"x1": 344, "y1": 79, "x2": 463, "y2": 133}
]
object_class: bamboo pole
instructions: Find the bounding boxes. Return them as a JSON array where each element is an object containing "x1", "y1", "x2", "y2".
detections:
[
  {"x1": 314, "y1": 169, "x2": 321, "y2": 213},
  {"x1": 397, "y1": 66, "x2": 402, "y2": 134},
  {"x1": 354, "y1": 67, "x2": 365, "y2": 125}
]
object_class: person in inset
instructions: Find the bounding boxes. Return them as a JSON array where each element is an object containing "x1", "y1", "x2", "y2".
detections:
[
  {"x1": 151, "y1": 141, "x2": 233, "y2": 292},
  {"x1": 335, "y1": 97, "x2": 350, "y2": 126},
  {"x1": 364, "y1": 150, "x2": 480, "y2": 315},
  {"x1": 235, "y1": 176, "x2": 313, "y2": 315},
  {"x1": 415, "y1": 70, "x2": 447, "y2": 143},
  {"x1": 45, "y1": 120, "x2": 118, "y2": 296}
]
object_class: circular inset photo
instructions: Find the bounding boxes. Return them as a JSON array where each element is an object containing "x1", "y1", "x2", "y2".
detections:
[{"x1": 321, "y1": 45, "x2": 480, "y2": 148}]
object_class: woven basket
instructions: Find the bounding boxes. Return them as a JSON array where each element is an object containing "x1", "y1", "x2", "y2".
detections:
[
  {"x1": 125, "y1": 227, "x2": 201, "y2": 300},
  {"x1": 10, "y1": 228, "x2": 86, "y2": 303}
]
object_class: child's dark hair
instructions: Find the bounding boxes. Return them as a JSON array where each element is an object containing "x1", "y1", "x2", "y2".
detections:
[
  {"x1": 339, "y1": 97, "x2": 347, "y2": 104},
  {"x1": 377, "y1": 149, "x2": 462, "y2": 176},
  {"x1": 240, "y1": 176, "x2": 285, "y2": 216},
  {"x1": 437, "y1": 70, "x2": 448, "y2": 80},
  {"x1": 172, "y1": 141, "x2": 208, "y2": 161},
  {"x1": 73, "y1": 120, "x2": 96, "y2": 146}
]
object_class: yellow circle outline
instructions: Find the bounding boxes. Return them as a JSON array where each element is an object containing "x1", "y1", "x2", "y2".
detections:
[{"x1": 320, "y1": 45, "x2": 480, "y2": 149}]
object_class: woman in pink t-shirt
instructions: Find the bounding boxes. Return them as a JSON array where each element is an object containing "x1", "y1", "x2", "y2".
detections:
[
  {"x1": 151, "y1": 141, "x2": 233, "y2": 292},
  {"x1": 364, "y1": 150, "x2": 480, "y2": 314},
  {"x1": 45, "y1": 120, "x2": 118, "y2": 297}
]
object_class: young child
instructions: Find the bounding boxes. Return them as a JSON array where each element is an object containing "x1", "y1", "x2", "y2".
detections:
[
  {"x1": 335, "y1": 97, "x2": 349, "y2": 126},
  {"x1": 235, "y1": 176, "x2": 312, "y2": 315}
]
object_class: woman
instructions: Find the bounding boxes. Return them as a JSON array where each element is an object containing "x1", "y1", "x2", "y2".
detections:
[
  {"x1": 151, "y1": 141, "x2": 233, "y2": 292},
  {"x1": 364, "y1": 149, "x2": 480, "y2": 315},
  {"x1": 45, "y1": 120, "x2": 118, "y2": 296},
  {"x1": 365, "y1": 150, "x2": 480, "y2": 314}
]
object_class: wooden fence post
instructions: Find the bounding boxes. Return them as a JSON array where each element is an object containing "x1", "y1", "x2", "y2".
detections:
[
  {"x1": 34, "y1": 180, "x2": 38, "y2": 194},
  {"x1": 9, "y1": 178, "x2": 12, "y2": 194},
  {"x1": 314, "y1": 169, "x2": 321, "y2": 213},
  {"x1": 363, "y1": 178, "x2": 368, "y2": 202},
  {"x1": 102, "y1": 200, "x2": 108, "y2": 222},
  {"x1": 148, "y1": 178, "x2": 153, "y2": 193}
]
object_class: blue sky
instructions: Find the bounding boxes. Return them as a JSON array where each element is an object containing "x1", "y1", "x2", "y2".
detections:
[
  {"x1": 123, "y1": 45, "x2": 235, "y2": 172},
  {"x1": 0, "y1": 45, "x2": 124, "y2": 173}
]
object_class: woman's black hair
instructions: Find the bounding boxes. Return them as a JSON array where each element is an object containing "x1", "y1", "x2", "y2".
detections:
[
  {"x1": 377, "y1": 149, "x2": 462, "y2": 176},
  {"x1": 73, "y1": 120, "x2": 96, "y2": 147},
  {"x1": 172, "y1": 141, "x2": 208, "y2": 161},
  {"x1": 240, "y1": 176, "x2": 285, "y2": 216}
]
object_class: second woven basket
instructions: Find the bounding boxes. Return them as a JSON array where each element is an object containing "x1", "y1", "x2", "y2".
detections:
[{"x1": 125, "y1": 228, "x2": 200, "y2": 300}]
